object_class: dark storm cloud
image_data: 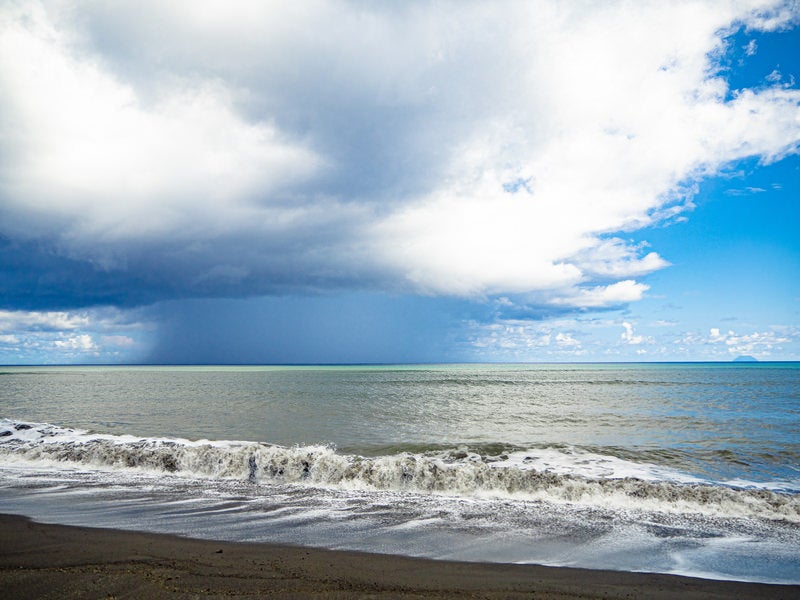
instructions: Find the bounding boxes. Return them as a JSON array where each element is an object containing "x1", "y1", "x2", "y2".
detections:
[
  {"x1": 0, "y1": 219, "x2": 382, "y2": 310},
  {"x1": 146, "y1": 294, "x2": 472, "y2": 364}
]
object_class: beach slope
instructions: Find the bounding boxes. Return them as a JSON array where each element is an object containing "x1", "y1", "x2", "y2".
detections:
[{"x1": 1, "y1": 514, "x2": 798, "y2": 599}]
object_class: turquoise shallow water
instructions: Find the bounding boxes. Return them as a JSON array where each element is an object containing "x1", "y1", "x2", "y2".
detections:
[{"x1": 1, "y1": 363, "x2": 799, "y2": 583}]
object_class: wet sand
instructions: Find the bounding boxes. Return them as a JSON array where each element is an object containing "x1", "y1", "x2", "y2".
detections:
[{"x1": 1, "y1": 513, "x2": 798, "y2": 599}]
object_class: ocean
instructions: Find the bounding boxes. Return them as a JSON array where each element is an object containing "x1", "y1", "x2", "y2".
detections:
[{"x1": 1, "y1": 363, "x2": 798, "y2": 583}]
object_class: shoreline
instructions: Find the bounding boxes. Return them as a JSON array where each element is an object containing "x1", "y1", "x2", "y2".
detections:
[{"x1": 2, "y1": 514, "x2": 799, "y2": 599}]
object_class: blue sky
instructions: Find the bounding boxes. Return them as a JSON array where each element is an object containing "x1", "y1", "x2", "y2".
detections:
[{"x1": 0, "y1": 0, "x2": 799, "y2": 364}]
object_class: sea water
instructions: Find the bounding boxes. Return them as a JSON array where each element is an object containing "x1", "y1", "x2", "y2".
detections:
[{"x1": 0, "y1": 363, "x2": 798, "y2": 583}]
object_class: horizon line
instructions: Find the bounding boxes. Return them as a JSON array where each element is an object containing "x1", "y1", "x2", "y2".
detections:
[{"x1": 2, "y1": 359, "x2": 798, "y2": 368}]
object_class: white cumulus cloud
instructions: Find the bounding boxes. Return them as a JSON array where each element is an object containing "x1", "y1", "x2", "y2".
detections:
[
  {"x1": 707, "y1": 327, "x2": 791, "y2": 356},
  {"x1": 0, "y1": 310, "x2": 90, "y2": 332},
  {"x1": 621, "y1": 322, "x2": 645, "y2": 345},
  {"x1": 551, "y1": 281, "x2": 650, "y2": 308},
  {"x1": 0, "y1": 2, "x2": 323, "y2": 243},
  {"x1": 53, "y1": 334, "x2": 96, "y2": 352}
]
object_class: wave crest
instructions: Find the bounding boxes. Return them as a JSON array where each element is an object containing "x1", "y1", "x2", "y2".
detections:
[{"x1": 2, "y1": 419, "x2": 798, "y2": 522}]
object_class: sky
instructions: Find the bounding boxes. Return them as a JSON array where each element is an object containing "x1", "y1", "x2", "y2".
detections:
[{"x1": 0, "y1": 0, "x2": 799, "y2": 364}]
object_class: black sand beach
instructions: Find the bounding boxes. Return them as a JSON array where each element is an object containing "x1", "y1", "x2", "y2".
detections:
[{"x1": 2, "y1": 514, "x2": 798, "y2": 599}]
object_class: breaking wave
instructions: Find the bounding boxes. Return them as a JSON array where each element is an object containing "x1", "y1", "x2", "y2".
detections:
[{"x1": 2, "y1": 419, "x2": 798, "y2": 522}]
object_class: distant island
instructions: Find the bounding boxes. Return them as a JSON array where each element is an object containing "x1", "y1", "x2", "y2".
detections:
[{"x1": 733, "y1": 355, "x2": 758, "y2": 362}]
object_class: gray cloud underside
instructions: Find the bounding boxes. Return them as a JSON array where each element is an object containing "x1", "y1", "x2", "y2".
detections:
[{"x1": 1, "y1": 1, "x2": 799, "y2": 311}]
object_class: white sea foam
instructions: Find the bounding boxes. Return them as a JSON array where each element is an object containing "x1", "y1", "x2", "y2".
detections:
[
  {"x1": 2, "y1": 418, "x2": 799, "y2": 522},
  {"x1": 492, "y1": 448, "x2": 706, "y2": 483}
]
